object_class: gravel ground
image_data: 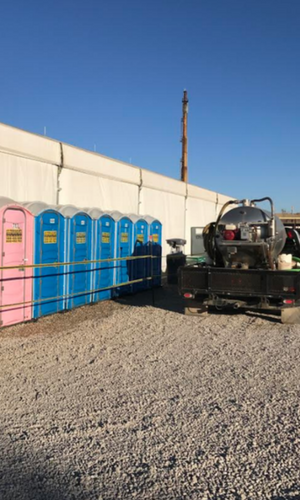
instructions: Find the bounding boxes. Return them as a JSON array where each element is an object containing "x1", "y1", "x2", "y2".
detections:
[{"x1": 0, "y1": 287, "x2": 300, "y2": 500}]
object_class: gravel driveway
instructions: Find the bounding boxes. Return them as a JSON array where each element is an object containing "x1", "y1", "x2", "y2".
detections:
[{"x1": 0, "y1": 287, "x2": 299, "y2": 500}]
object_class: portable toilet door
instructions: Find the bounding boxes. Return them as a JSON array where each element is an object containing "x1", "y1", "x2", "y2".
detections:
[
  {"x1": 146, "y1": 216, "x2": 162, "y2": 287},
  {"x1": 0, "y1": 198, "x2": 34, "y2": 327},
  {"x1": 128, "y1": 215, "x2": 149, "y2": 292},
  {"x1": 23, "y1": 202, "x2": 66, "y2": 318},
  {"x1": 66, "y1": 208, "x2": 92, "y2": 309},
  {"x1": 98, "y1": 212, "x2": 116, "y2": 301},
  {"x1": 86, "y1": 208, "x2": 102, "y2": 303},
  {"x1": 88, "y1": 209, "x2": 116, "y2": 302},
  {"x1": 111, "y1": 212, "x2": 133, "y2": 296}
]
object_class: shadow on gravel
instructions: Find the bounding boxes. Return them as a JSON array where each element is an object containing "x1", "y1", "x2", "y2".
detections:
[
  {"x1": 116, "y1": 284, "x2": 185, "y2": 314},
  {"x1": 0, "y1": 448, "x2": 72, "y2": 500},
  {"x1": 207, "y1": 308, "x2": 281, "y2": 324},
  {"x1": 117, "y1": 285, "x2": 283, "y2": 324},
  {"x1": 271, "y1": 492, "x2": 300, "y2": 500}
]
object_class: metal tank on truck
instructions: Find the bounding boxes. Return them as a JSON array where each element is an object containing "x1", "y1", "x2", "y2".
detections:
[
  {"x1": 179, "y1": 196, "x2": 300, "y2": 324},
  {"x1": 205, "y1": 197, "x2": 286, "y2": 270}
]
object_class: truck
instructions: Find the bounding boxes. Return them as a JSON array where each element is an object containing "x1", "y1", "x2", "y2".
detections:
[{"x1": 178, "y1": 197, "x2": 300, "y2": 324}]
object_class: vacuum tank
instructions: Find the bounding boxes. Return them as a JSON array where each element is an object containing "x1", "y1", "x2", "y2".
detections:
[{"x1": 205, "y1": 197, "x2": 286, "y2": 269}]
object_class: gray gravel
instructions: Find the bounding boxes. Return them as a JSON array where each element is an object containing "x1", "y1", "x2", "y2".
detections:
[{"x1": 0, "y1": 287, "x2": 300, "y2": 500}]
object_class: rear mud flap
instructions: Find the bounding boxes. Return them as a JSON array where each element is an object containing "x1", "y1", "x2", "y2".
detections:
[{"x1": 281, "y1": 306, "x2": 300, "y2": 324}]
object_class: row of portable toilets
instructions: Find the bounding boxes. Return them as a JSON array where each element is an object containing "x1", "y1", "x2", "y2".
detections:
[{"x1": 0, "y1": 197, "x2": 162, "y2": 328}]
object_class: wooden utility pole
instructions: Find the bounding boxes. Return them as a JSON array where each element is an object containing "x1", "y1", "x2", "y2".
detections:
[{"x1": 180, "y1": 89, "x2": 189, "y2": 182}]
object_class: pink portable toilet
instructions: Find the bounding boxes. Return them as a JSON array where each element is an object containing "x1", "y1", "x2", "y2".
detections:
[{"x1": 0, "y1": 198, "x2": 34, "y2": 327}]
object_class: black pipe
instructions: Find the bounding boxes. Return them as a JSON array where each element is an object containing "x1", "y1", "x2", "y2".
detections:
[{"x1": 250, "y1": 197, "x2": 274, "y2": 219}]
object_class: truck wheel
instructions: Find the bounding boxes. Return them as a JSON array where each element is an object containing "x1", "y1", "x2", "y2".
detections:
[{"x1": 281, "y1": 306, "x2": 300, "y2": 324}]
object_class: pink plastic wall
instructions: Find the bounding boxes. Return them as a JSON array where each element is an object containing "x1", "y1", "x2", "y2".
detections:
[{"x1": 0, "y1": 204, "x2": 33, "y2": 327}]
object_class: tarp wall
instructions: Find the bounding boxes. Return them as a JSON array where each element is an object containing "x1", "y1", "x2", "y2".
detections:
[
  {"x1": 0, "y1": 122, "x2": 233, "y2": 261},
  {"x1": 0, "y1": 152, "x2": 57, "y2": 204},
  {"x1": 59, "y1": 169, "x2": 139, "y2": 214}
]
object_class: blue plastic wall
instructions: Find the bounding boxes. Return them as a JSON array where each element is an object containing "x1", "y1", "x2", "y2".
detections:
[
  {"x1": 132, "y1": 219, "x2": 149, "y2": 292},
  {"x1": 150, "y1": 220, "x2": 162, "y2": 286},
  {"x1": 93, "y1": 215, "x2": 116, "y2": 301},
  {"x1": 33, "y1": 210, "x2": 66, "y2": 318},
  {"x1": 115, "y1": 217, "x2": 133, "y2": 296},
  {"x1": 67, "y1": 213, "x2": 92, "y2": 309}
]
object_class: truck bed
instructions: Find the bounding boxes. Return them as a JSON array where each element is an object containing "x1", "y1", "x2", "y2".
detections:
[{"x1": 178, "y1": 265, "x2": 300, "y2": 323}]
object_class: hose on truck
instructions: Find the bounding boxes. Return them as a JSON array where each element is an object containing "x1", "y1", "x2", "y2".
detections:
[
  {"x1": 203, "y1": 222, "x2": 216, "y2": 261},
  {"x1": 203, "y1": 199, "x2": 242, "y2": 265}
]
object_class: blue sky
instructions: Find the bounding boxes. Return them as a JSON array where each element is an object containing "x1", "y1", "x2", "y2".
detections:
[{"x1": 0, "y1": 0, "x2": 299, "y2": 211}]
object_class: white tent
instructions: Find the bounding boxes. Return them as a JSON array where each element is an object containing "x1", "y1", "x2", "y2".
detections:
[{"x1": 0, "y1": 121, "x2": 233, "y2": 260}]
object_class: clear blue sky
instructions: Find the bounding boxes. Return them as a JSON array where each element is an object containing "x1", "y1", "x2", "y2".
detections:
[{"x1": 0, "y1": 0, "x2": 299, "y2": 211}]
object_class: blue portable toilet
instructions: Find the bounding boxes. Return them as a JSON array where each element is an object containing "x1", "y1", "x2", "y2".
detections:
[
  {"x1": 145, "y1": 216, "x2": 162, "y2": 287},
  {"x1": 128, "y1": 214, "x2": 150, "y2": 292},
  {"x1": 58, "y1": 205, "x2": 93, "y2": 309},
  {"x1": 111, "y1": 211, "x2": 134, "y2": 296},
  {"x1": 87, "y1": 208, "x2": 116, "y2": 302},
  {"x1": 23, "y1": 202, "x2": 66, "y2": 318}
]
